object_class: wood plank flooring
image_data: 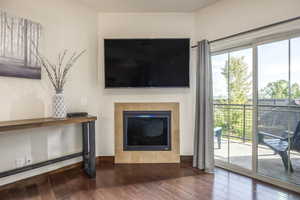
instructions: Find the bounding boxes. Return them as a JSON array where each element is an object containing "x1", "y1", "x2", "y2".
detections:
[{"x1": 0, "y1": 162, "x2": 300, "y2": 200}]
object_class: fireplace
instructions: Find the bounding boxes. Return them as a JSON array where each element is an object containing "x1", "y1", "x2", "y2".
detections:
[
  {"x1": 123, "y1": 111, "x2": 171, "y2": 151},
  {"x1": 115, "y1": 103, "x2": 179, "y2": 163}
]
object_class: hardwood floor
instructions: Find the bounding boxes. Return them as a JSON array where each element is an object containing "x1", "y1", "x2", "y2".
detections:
[{"x1": 1, "y1": 162, "x2": 300, "y2": 200}]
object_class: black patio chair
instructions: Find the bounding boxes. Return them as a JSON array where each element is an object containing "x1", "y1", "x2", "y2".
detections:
[{"x1": 258, "y1": 121, "x2": 300, "y2": 172}]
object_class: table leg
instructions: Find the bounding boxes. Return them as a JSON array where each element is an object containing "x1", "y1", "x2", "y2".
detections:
[
  {"x1": 82, "y1": 122, "x2": 89, "y2": 173},
  {"x1": 82, "y1": 121, "x2": 96, "y2": 178},
  {"x1": 88, "y1": 121, "x2": 96, "y2": 178}
]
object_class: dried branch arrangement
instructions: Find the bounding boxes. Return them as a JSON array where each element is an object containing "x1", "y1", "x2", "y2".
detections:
[{"x1": 36, "y1": 50, "x2": 86, "y2": 93}]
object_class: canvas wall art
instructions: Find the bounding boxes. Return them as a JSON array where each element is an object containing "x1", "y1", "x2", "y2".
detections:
[{"x1": 0, "y1": 10, "x2": 42, "y2": 79}]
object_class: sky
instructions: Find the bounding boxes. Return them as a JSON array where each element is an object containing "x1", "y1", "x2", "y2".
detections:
[{"x1": 211, "y1": 37, "x2": 300, "y2": 100}]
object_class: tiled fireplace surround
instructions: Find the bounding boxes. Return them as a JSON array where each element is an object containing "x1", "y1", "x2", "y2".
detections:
[{"x1": 114, "y1": 102, "x2": 180, "y2": 163}]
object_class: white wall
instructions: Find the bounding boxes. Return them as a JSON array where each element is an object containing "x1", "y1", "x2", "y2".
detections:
[
  {"x1": 195, "y1": 0, "x2": 300, "y2": 41},
  {"x1": 0, "y1": 4, "x2": 197, "y2": 185},
  {"x1": 0, "y1": 0, "x2": 99, "y2": 185},
  {"x1": 97, "y1": 13, "x2": 197, "y2": 156}
]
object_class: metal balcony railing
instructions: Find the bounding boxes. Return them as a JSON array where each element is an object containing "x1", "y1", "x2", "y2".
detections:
[
  {"x1": 214, "y1": 103, "x2": 253, "y2": 142},
  {"x1": 214, "y1": 102, "x2": 300, "y2": 142}
]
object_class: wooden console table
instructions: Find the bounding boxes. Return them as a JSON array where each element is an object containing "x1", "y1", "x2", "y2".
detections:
[{"x1": 0, "y1": 116, "x2": 97, "y2": 179}]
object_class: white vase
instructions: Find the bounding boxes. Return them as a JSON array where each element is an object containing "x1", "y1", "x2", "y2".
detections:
[{"x1": 53, "y1": 90, "x2": 66, "y2": 118}]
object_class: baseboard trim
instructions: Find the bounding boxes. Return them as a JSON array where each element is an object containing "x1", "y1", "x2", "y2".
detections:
[
  {"x1": 96, "y1": 156, "x2": 115, "y2": 164},
  {"x1": 97, "y1": 156, "x2": 193, "y2": 165},
  {"x1": 180, "y1": 155, "x2": 193, "y2": 164}
]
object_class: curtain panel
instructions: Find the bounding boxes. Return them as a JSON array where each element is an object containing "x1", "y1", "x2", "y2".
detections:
[{"x1": 193, "y1": 40, "x2": 214, "y2": 172}]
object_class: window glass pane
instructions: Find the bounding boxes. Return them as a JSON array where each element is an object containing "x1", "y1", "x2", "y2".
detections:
[
  {"x1": 289, "y1": 37, "x2": 300, "y2": 186},
  {"x1": 257, "y1": 39, "x2": 292, "y2": 183},
  {"x1": 229, "y1": 48, "x2": 253, "y2": 104},
  {"x1": 212, "y1": 49, "x2": 253, "y2": 170},
  {"x1": 212, "y1": 54, "x2": 228, "y2": 103},
  {"x1": 291, "y1": 37, "x2": 300, "y2": 103},
  {"x1": 212, "y1": 53, "x2": 229, "y2": 163},
  {"x1": 228, "y1": 49, "x2": 253, "y2": 170},
  {"x1": 258, "y1": 40, "x2": 289, "y2": 105}
]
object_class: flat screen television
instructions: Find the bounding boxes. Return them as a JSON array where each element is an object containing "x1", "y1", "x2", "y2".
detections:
[{"x1": 104, "y1": 38, "x2": 190, "y2": 88}]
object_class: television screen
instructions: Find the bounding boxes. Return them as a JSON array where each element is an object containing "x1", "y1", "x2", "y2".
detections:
[{"x1": 104, "y1": 38, "x2": 190, "y2": 88}]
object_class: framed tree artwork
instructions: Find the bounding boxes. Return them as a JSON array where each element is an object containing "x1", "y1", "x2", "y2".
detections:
[{"x1": 0, "y1": 10, "x2": 42, "y2": 79}]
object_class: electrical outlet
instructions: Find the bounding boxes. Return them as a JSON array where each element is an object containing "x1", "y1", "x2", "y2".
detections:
[
  {"x1": 15, "y1": 158, "x2": 25, "y2": 168},
  {"x1": 25, "y1": 154, "x2": 33, "y2": 165}
]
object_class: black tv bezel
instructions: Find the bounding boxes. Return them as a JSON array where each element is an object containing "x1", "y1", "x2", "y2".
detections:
[{"x1": 104, "y1": 38, "x2": 191, "y2": 88}]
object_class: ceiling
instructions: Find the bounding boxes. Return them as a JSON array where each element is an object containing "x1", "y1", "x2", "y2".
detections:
[{"x1": 77, "y1": 0, "x2": 219, "y2": 12}]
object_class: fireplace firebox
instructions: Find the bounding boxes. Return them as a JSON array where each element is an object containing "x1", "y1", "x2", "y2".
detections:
[{"x1": 123, "y1": 111, "x2": 171, "y2": 151}]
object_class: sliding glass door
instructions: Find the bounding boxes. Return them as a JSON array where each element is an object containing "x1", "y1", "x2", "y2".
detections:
[
  {"x1": 212, "y1": 34, "x2": 300, "y2": 188},
  {"x1": 257, "y1": 37, "x2": 300, "y2": 186},
  {"x1": 212, "y1": 47, "x2": 253, "y2": 170}
]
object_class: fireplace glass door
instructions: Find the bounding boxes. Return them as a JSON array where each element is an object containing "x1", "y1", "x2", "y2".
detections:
[{"x1": 123, "y1": 111, "x2": 171, "y2": 151}]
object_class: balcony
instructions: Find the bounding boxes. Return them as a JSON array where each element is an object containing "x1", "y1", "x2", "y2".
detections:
[{"x1": 214, "y1": 103, "x2": 300, "y2": 186}]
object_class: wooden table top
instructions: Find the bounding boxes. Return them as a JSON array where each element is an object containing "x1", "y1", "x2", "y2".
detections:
[{"x1": 0, "y1": 116, "x2": 97, "y2": 132}]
